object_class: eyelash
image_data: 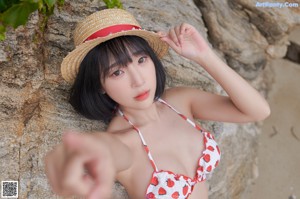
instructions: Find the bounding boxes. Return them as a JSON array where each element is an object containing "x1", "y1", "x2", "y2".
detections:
[
  {"x1": 138, "y1": 56, "x2": 147, "y2": 64},
  {"x1": 109, "y1": 55, "x2": 148, "y2": 77},
  {"x1": 111, "y1": 69, "x2": 124, "y2": 77}
]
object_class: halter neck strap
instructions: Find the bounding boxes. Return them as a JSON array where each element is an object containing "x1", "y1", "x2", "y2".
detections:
[{"x1": 118, "y1": 109, "x2": 159, "y2": 172}]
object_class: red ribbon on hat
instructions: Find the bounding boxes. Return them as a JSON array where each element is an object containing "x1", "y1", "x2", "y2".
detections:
[{"x1": 84, "y1": 24, "x2": 141, "y2": 42}]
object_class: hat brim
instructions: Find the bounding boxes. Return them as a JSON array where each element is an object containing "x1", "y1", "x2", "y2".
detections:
[{"x1": 61, "y1": 30, "x2": 169, "y2": 83}]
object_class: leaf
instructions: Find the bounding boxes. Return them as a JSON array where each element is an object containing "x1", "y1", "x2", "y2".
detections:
[
  {"x1": 0, "y1": 32, "x2": 5, "y2": 41},
  {"x1": 102, "y1": 0, "x2": 122, "y2": 8},
  {"x1": 43, "y1": 0, "x2": 56, "y2": 8},
  {"x1": 37, "y1": 0, "x2": 44, "y2": 10},
  {"x1": 0, "y1": 0, "x2": 8, "y2": 12},
  {"x1": 1, "y1": 1, "x2": 38, "y2": 28},
  {"x1": 0, "y1": 0, "x2": 20, "y2": 13},
  {"x1": 56, "y1": 0, "x2": 64, "y2": 7},
  {"x1": 0, "y1": 23, "x2": 5, "y2": 41},
  {"x1": 112, "y1": 0, "x2": 123, "y2": 8}
]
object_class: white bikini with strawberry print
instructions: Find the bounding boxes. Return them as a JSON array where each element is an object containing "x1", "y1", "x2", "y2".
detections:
[{"x1": 118, "y1": 98, "x2": 221, "y2": 199}]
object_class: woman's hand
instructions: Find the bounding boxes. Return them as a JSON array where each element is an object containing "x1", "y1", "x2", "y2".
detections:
[
  {"x1": 44, "y1": 131, "x2": 115, "y2": 199},
  {"x1": 159, "y1": 23, "x2": 213, "y2": 63}
]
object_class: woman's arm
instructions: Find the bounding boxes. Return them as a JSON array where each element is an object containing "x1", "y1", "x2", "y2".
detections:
[
  {"x1": 44, "y1": 131, "x2": 132, "y2": 199},
  {"x1": 160, "y1": 23, "x2": 270, "y2": 123}
]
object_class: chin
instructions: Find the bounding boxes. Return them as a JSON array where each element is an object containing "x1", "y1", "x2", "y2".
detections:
[{"x1": 134, "y1": 96, "x2": 156, "y2": 108}]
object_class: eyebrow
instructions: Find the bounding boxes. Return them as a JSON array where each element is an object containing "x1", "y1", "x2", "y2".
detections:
[
  {"x1": 109, "y1": 50, "x2": 147, "y2": 68},
  {"x1": 132, "y1": 50, "x2": 146, "y2": 56},
  {"x1": 109, "y1": 62, "x2": 124, "y2": 69}
]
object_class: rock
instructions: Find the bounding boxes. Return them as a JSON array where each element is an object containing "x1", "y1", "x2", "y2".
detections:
[
  {"x1": 267, "y1": 43, "x2": 289, "y2": 59},
  {"x1": 289, "y1": 194, "x2": 297, "y2": 199},
  {"x1": 284, "y1": 41, "x2": 300, "y2": 64},
  {"x1": 194, "y1": 0, "x2": 299, "y2": 80},
  {"x1": 0, "y1": 0, "x2": 299, "y2": 198}
]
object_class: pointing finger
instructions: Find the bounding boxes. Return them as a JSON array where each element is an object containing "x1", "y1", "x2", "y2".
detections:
[{"x1": 62, "y1": 152, "x2": 95, "y2": 196}]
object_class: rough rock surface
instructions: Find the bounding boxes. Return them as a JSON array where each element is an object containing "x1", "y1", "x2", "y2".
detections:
[{"x1": 0, "y1": 0, "x2": 299, "y2": 198}]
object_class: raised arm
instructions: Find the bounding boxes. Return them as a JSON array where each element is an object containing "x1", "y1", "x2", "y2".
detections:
[
  {"x1": 44, "y1": 131, "x2": 132, "y2": 199},
  {"x1": 159, "y1": 23, "x2": 270, "y2": 123}
]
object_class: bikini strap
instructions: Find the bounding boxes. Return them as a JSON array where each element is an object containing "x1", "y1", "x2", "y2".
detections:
[
  {"x1": 118, "y1": 109, "x2": 159, "y2": 172},
  {"x1": 158, "y1": 98, "x2": 203, "y2": 132}
]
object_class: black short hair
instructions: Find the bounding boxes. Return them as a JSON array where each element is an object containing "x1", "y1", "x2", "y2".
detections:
[{"x1": 69, "y1": 36, "x2": 166, "y2": 123}]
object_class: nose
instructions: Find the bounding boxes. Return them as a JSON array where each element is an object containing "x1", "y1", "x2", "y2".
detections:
[{"x1": 128, "y1": 64, "x2": 145, "y2": 88}]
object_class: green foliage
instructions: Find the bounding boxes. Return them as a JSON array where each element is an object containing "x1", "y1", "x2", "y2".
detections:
[
  {"x1": 0, "y1": 0, "x2": 19, "y2": 12},
  {"x1": 2, "y1": 1, "x2": 38, "y2": 28},
  {"x1": 0, "y1": 0, "x2": 65, "y2": 41},
  {"x1": 102, "y1": 0, "x2": 123, "y2": 9},
  {"x1": 0, "y1": 0, "x2": 123, "y2": 41},
  {"x1": 0, "y1": 23, "x2": 5, "y2": 40}
]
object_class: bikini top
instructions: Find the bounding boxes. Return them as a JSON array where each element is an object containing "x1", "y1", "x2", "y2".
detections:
[{"x1": 118, "y1": 98, "x2": 221, "y2": 199}]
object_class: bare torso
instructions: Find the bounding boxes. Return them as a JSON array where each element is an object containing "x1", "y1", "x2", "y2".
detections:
[{"x1": 108, "y1": 94, "x2": 210, "y2": 199}]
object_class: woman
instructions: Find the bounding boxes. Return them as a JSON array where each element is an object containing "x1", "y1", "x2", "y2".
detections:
[{"x1": 45, "y1": 9, "x2": 270, "y2": 199}]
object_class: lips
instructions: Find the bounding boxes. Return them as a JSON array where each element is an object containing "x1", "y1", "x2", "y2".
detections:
[{"x1": 134, "y1": 90, "x2": 150, "y2": 101}]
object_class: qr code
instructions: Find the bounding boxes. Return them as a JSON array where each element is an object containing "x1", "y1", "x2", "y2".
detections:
[{"x1": 1, "y1": 181, "x2": 18, "y2": 198}]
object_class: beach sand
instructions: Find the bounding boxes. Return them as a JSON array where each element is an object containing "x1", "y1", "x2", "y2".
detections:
[{"x1": 243, "y1": 27, "x2": 300, "y2": 199}]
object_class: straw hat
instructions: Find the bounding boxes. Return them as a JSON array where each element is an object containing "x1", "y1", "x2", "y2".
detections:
[{"x1": 61, "y1": 8, "x2": 169, "y2": 83}]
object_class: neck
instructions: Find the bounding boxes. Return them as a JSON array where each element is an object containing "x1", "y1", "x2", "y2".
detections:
[{"x1": 119, "y1": 100, "x2": 162, "y2": 126}]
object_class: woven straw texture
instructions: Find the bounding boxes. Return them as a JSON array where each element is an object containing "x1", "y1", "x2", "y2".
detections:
[{"x1": 61, "y1": 9, "x2": 169, "y2": 83}]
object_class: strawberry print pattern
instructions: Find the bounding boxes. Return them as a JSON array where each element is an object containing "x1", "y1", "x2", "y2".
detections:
[{"x1": 119, "y1": 98, "x2": 221, "y2": 199}]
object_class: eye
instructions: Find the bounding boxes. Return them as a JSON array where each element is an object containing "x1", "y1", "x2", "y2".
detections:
[
  {"x1": 138, "y1": 56, "x2": 147, "y2": 64},
  {"x1": 111, "y1": 69, "x2": 124, "y2": 77}
]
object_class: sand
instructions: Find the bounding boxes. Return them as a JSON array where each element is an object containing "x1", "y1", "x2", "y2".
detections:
[{"x1": 243, "y1": 27, "x2": 300, "y2": 199}]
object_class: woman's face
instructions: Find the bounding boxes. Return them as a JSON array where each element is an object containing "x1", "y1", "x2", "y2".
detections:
[{"x1": 101, "y1": 50, "x2": 157, "y2": 110}]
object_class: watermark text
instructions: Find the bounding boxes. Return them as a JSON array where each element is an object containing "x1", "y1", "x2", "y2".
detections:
[{"x1": 256, "y1": 1, "x2": 299, "y2": 8}]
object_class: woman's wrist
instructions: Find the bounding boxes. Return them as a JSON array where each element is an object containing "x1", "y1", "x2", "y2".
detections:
[{"x1": 194, "y1": 49, "x2": 220, "y2": 69}]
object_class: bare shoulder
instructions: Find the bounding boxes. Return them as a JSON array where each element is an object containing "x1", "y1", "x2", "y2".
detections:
[
  {"x1": 162, "y1": 87, "x2": 205, "y2": 117},
  {"x1": 106, "y1": 115, "x2": 145, "y2": 181},
  {"x1": 164, "y1": 86, "x2": 203, "y2": 99},
  {"x1": 106, "y1": 115, "x2": 129, "y2": 133},
  {"x1": 106, "y1": 116, "x2": 141, "y2": 150}
]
